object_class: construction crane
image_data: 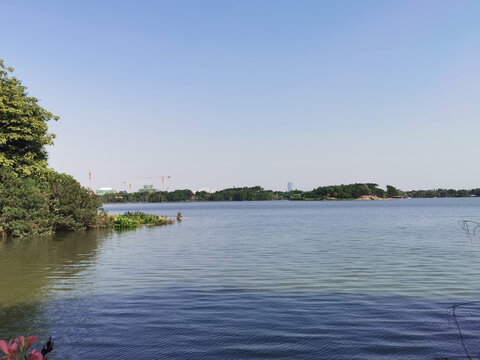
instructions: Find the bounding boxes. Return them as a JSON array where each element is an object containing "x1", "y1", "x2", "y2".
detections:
[
  {"x1": 123, "y1": 180, "x2": 142, "y2": 193},
  {"x1": 148, "y1": 176, "x2": 171, "y2": 192}
]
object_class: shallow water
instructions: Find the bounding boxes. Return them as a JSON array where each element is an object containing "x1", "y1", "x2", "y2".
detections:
[{"x1": 1, "y1": 199, "x2": 480, "y2": 359}]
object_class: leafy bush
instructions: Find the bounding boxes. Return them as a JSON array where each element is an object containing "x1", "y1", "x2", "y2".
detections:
[
  {"x1": 0, "y1": 59, "x2": 58, "y2": 178},
  {"x1": 0, "y1": 168, "x2": 104, "y2": 237},
  {"x1": 0, "y1": 169, "x2": 52, "y2": 237},
  {"x1": 0, "y1": 168, "x2": 175, "y2": 237},
  {"x1": 46, "y1": 171, "x2": 102, "y2": 231}
]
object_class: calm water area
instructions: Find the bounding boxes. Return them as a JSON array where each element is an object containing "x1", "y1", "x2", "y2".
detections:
[{"x1": 2, "y1": 199, "x2": 480, "y2": 359}]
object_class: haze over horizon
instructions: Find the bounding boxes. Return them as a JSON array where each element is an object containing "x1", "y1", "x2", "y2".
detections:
[{"x1": 2, "y1": 0, "x2": 480, "y2": 192}]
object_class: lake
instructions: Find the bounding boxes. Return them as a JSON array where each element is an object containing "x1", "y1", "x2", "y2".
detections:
[{"x1": 1, "y1": 199, "x2": 480, "y2": 359}]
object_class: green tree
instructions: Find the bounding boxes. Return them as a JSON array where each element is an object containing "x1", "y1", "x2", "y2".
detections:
[
  {"x1": 0, "y1": 60, "x2": 110, "y2": 237},
  {"x1": 0, "y1": 168, "x2": 52, "y2": 237},
  {"x1": 0, "y1": 59, "x2": 58, "y2": 177},
  {"x1": 386, "y1": 185, "x2": 399, "y2": 197},
  {"x1": 47, "y1": 172, "x2": 102, "y2": 231}
]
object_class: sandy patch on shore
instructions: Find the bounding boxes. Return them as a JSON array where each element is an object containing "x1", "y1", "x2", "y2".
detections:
[{"x1": 355, "y1": 195, "x2": 385, "y2": 200}]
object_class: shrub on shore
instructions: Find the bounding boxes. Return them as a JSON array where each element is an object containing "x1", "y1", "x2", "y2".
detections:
[
  {"x1": 0, "y1": 168, "x2": 108, "y2": 238},
  {"x1": 47, "y1": 171, "x2": 104, "y2": 231},
  {"x1": 0, "y1": 168, "x2": 176, "y2": 237},
  {"x1": 0, "y1": 169, "x2": 51, "y2": 237}
]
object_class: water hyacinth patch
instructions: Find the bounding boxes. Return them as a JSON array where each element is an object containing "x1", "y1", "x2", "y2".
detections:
[{"x1": 112, "y1": 211, "x2": 174, "y2": 228}]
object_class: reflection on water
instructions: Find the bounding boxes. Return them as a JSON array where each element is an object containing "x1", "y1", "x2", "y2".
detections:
[
  {"x1": 0, "y1": 230, "x2": 107, "y2": 306},
  {"x1": 0, "y1": 230, "x2": 108, "y2": 341}
]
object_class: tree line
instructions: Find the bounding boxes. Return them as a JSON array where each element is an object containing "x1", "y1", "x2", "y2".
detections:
[
  {"x1": 101, "y1": 183, "x2": 397, "y2": 203},
  {"x1": 100, "y1": 186, "x2": 282, "y2": 203},
  {"x1": 100, "y1": 183, "x2": 480, "y2": 203},
  {"x1": 406, "y1": 188, "x2": 480, "y2": 198}
]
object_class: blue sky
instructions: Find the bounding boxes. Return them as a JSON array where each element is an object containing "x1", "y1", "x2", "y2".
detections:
[{"x1": 2, "y1": 0, "x2": 480, "y2": 191}]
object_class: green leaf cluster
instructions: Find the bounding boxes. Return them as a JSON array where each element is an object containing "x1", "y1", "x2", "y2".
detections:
[
  {"x1": 0, "y1": 169, "x2": 51, "y2": 237},
  {"x1": 101, "y1": 189, "x2": 194, "y2": 203},
  {"x1": 112, "y1": 212, "x2": 172, "y2": 228},
  {"x1": 406, "y1": 188, "x2": 479, "y2": 198},
  {"x1": 46, "y1": 171, "x2": 104, "y2": 231},
  {"x1": 0, "y1": 59, "x2": 112, "y2": 237},
  {"x1": 0, "y1": 169, "x2": 104, "y2": 237},
  {"x1": 208, "y1": 186, "x2": 275, "y2": 201},
  {"x1": 101, "y1": 186, "x2": 279, "y2": 203},
  {"x1": 0, "y1": 60, "x2": 58, "y2": 178},
  {"x1": 302, "y1": 183, "x2": 387, "y2": 200}
]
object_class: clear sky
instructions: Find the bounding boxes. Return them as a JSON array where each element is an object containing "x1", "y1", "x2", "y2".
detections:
[{"x1": 2, "y1": 0, "x2": 480, "y2": 192}]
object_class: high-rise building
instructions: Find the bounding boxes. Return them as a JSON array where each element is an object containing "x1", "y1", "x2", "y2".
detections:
[{"x1": 287, "y1": 182, "x2": 294, "y2": 192}]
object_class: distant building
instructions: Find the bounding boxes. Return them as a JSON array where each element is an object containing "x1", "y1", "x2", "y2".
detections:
[
  {"x1": 287, "y1": 182, "x2": 294, "y2": 192},
  {"x1": 139, "y1": 184, "x2": 157, "y2": 193},
  {"x1": 96, "y1": 187, "x2": 116, "y2": 195}
]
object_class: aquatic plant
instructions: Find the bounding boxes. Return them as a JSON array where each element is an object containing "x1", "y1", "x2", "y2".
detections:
[{"x1": 112, "y1": 211, "x2": 173, "y2": 228}]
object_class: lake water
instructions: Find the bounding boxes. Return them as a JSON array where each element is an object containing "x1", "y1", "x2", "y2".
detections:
[{"x1": 2, "y1": 199, "x2": 480, "y2": 359}]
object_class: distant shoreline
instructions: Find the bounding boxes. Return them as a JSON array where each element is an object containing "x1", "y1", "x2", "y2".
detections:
[
  {"x1": 98, "y1": 183, "x2": 479, "y2": 204},
  {"x1": 102, "y1": 196, "x2": 480, "y2": 205}
]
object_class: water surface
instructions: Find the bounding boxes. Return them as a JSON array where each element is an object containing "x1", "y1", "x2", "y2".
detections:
[{"x1": 1, "y1": 199, "x2": 480, "y2": 359}]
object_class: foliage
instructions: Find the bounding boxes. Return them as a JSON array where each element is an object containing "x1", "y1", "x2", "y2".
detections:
[
  {"x1": 100, "y1": 187, "x2": 281, "y2": 203},
  {"x1": 0, "y1": 59, "x2": 114, "y2": 238},
  {"x1": 0, "y1": 168, "x2": 171, "y2": 237},
  {"x1": 406, "y1": 188, "x2": 478, "y2": 198},
  {"x1": 208, "y1": 186, "x2": 276, "y2": 201},
  {"x1": 386, "y1": 185, "x2": 403, "y2": 197},
  {"x1": 0, "y1": 169, "x2": 51, "y2": 237},
  {"x1": 0, "y1": 60, "x2": 58, "y2": 178},
  {"x1": 167, "y1": 189, "x2": 194, "y2": 202},
  {"x1": 112, "y1": 216, "x2": 139, "y2": 228},
  {"x1": 0, "y1": 335, "x2": 53, "y2": 360},
  {"x1": 47, "y1": 171, "x2": 103, "y2": 231},
  {"x1": 193, "y1": 191, "x2": 211, "y2": 201},
  {"x1": 0, "y1": 168, "x2": 104, "y2": 237},
  {"x1": 100, "y1": 189, "x2": 194, "y2": 203},
  {"x1": 301, "y1": 183, "x2": 387, "y2": 200},
  {"x1": 112, "y1": 211, "x2": 173, "y2": 228},
  {"x1": 95, "y1": 208, "x2": 116, "y2": 228},
  {"x1": 100, "y1": 184, "x2": 480, "y2": 204}
]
